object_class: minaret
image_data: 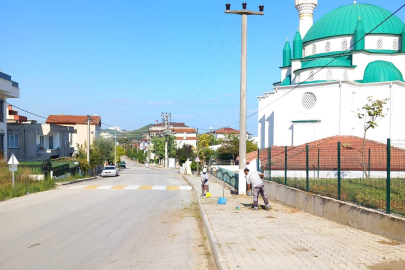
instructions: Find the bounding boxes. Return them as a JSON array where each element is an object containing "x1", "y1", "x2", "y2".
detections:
[
  {"x1": 354, "y1": 16, "x2": 365, "y2": 51},
  {"x1": 283, "y1": 40, "x2": 292, "y2": 67},
  {"x1": 293, "y1": 30, "x2": 303, "y2": 59},
  {"x1": 295, "y1": 0, "x2": 318, "y2": 38}
]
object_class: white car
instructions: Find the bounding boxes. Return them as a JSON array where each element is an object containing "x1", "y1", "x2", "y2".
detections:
[{"x1": 101, "y1": 166, "x2": 119, "y2": 177}]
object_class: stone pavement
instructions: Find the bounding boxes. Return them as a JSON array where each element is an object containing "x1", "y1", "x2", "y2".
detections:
[{"x1": 184, "y1": 175, "x2": 405, "y2": 270}]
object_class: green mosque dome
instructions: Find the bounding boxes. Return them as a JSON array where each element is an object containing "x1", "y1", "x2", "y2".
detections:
[
  {"x1": 363, "y1": 60, "x2": 404, "y2": 83},
  {"x1": 303, "y1": 4, "x2": 405, "y2": 43}
]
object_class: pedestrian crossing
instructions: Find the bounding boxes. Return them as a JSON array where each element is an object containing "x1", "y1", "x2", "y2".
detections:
[{"x1": 68, "y1": 185, "x2": 192, "y2": 190}]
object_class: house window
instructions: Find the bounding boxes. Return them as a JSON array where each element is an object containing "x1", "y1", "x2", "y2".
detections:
[
  {"x1": 312, "y1": 44, "x2": 317, "y2": 55},
  {"x1": 393, "y1": 39, "x2": 398, "y2": 51},
  {"x1": 309, "y1": 71, "x2": 315, "y2": 81},
  {"x1": 40, "y1": 136, "x2": 44, "y2": 148},
  {"x1": 0, "y1": 101, "x2": 4, "y2": 122},
  {"x1": 342, "y1": 40, "x2": 348, "y2": 50},
  {"x1": 8, "y1": 135, "x2": 19, "y2": 148},
  {"x1": 325, "y1": 42, "x2": 331, "y2": 52},
  {"x1": 49, "y1": 136, "x2": 54, "y2": 150},
  {"x1": 377, "y1": 38, "x2": 383, "y2": 49},
  {"x1": 326, "y1": 70, "x2": 333, "y2": 80},
  {"x1": 0, "y1": 135, "x2": 4, "y2": 152},
  {"x1": 343, "y1": 70, "x2": 349, "y2": 80}
]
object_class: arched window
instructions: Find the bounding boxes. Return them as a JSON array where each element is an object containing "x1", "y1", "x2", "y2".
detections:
[
  {"x1": 302, "y1": 92, "x2": 317, "y2": 110},
  {"x1": 303, "y1": 48, "x2": 306, "y2": 58},
  {"x1": 296, "y1": 74, "x2": 300, "y2": 83},
  {"x1": 326, "y1": 70, "x2": 332, "y2": 80},
  {"x1": 343, "y1": 70, "x2": 349, "y2": 81},
  {"x1": 377, "y1": 38, "x2": 383, "y2": 49},
  {"x1": 342, "y1": 40, "x2": 348, "y2": 50},
  {"x1": 309, "y1": 71, "x2": 315, "y2": 81},
  {"x1": 325, "y1": 41, "x2": 331, "y2": 52},
  {"x1": 312, "y1": 44, "x2": 317, "y2": 55},
  {"x1": 393, "y1": 39, "x2": 399, "y2": 51}
]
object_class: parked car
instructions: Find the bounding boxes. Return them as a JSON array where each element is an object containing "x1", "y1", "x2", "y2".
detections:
[
  {"x1": 101, "y1": 166, "x2": 119, "y2": 177},
  {"x1": 119, "y1": 161, "x2": 126, "y2": 169}
]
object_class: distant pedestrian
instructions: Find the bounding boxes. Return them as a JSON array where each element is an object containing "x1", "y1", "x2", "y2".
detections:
[
  {"x1": 201, "y1": 168, "x2": 209, "y2": 196},
  {"x1": 244, "y1": 168, "x2": 270, "y2": 211}
]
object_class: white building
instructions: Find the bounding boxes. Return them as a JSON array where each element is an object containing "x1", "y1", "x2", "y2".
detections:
[
  {"x1": 0, "y1": 72, "x2": 20, "y2": 161},
  {"x1": 258, "y1": 1, "x2": 405, "y2": 148},
  {"x1": 149, "y1": 122, "x2": 197, "y2": 148}
]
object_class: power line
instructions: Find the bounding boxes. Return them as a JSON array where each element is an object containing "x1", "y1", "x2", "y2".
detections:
[
  {"x1": 219, "y1": 3, "x2": 405, "y2": 129},
  {"x1": 173, "y1": 16, "x2": 239, "y2": 111},
  {"x1": 170, "y1": 14, "x2": 226, "y2": 110}
]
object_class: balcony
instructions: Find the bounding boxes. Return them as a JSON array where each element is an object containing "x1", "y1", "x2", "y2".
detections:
[{"x1": 37, "y1": 149, "x2": 60, "y2": 159}]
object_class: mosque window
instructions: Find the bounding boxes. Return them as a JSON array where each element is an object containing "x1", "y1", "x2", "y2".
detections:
[
  {"x1": 326, "y1": 70, "x2": 332, "y2": 80},
  {"x1": 302, "y1": 92, "x2": 317, "y2": 110},
  {"x1": 342, "y1": 40, "x2": 348, "y2": 50},
  {"x1": 393, "y1": 39, "x2": 399, "y2": 51},
  {"x1": 312, "y1": 44, "x2": 317, "y2": 55},
  {"x1": 377, "y1": 38, "x2": 383, "y2": 49},
  {"x1": 309, "y1": 71, "x2": 315, "y2": 81},
  {"x1": 325, "y1": 42, "x2": 331, "y2": 52},
  {"x1": 343, "y1": 70, "x2": 349, "y2": 81}
]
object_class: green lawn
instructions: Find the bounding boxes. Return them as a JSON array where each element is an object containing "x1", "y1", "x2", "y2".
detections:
[{"x1": 266, "y1": 177, "x2": 405, "y2": 217}]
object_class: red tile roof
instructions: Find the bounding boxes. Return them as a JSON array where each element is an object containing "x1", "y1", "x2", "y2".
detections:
[
  {"x1": 175, "y1": 137, "x2": 197, "y2": 141},
  {"x1": 246, "y1": 136, "x2": 405, "y2": 171},
  {"x1": 46, "y1": 115, "x2": 101, "y2": 126}
]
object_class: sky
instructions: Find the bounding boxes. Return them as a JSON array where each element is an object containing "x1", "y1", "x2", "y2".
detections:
[{"x1": 1, "y1": 0, "x2": 405, "y2": 135}]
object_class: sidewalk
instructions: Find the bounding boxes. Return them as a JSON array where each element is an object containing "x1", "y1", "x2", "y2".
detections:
[{"x1": 184, "y1": 175, "x2": 405, "y2": 270}]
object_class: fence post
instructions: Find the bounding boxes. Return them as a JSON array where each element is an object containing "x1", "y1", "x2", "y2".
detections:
[
  {"x1": 387, "y1": 138, "x2": 391, "y2": 214},
  {"x1": 268, "y1": 147, "x2": 272, "y2": 181},
  {"x1": 317, "y1": 149, "x2": 320, "y2": 178},
  {"x1": 285, "y1": 146, "x2": 288, "y2": 186},
  {"x1": 306, "y1": 144, "x2": 309, "y2": 192},
  {"x1": 257, "y1": 148, "x2": 260, "y2": 172},
  {"x1": 368, "y1": 148, "x2": 371, "y2": 177},
  {"x1": 338, "y1": 142, "x2": 341, "y2": 200}
]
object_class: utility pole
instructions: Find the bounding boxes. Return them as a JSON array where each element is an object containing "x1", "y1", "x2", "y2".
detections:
[
  {"x1": 87, "y1": 115, "x2": 91, "y2": 163},
  {"x1": 197, "y1": 128, "x2": 199, "y2": 175},
  {"x1": 161, "y1": 112, "x2": 172, "y2": 168},
  {"x1": 114, "y1": 128, "x2": 117, "y2": 167},
  {"x1": 225, "y1": 2, "x2": 264, "y2": 195}
]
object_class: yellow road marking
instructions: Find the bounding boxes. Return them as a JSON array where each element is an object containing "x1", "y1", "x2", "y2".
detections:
[
  {"x1": 138, "y1": 185, "x2": 153, "y2": 190},
  {"x1": 111, "y1": 185, "x2": 127, "y2": 190},
  {"x1": 83, "y1": 185, "x2": 100, "y2": 190},
  {"x1": 166, "y1": 186, "x2": 180, "y2": 190}
]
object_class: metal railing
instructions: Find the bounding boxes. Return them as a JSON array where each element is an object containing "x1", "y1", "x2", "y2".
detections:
[
  {"x1": 259, "y1": 139, "x2": 405, "y2": 217},
  {"x1": 207, "y1": 166, "x2": 239, "y2": 190}
]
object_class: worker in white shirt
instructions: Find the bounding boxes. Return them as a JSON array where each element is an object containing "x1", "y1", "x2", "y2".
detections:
[
  {"x1": 201, "y1": 168, "x2": 209, "y2": 196},
  {"x1": 244, "y1": 168, "x2": 270, "y2": 211}
]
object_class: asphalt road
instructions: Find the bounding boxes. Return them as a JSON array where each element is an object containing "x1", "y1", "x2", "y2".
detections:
[{"x1": 0, "y1": 160, "x2": 215, "y2": 270}]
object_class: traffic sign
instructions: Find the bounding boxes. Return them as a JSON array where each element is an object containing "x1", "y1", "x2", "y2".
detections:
[
  {"x1": 8, "y1": 154, "x2": 19, "y2": 165},
  {"x1": 195, "y1": 157, "x2": 200, "y2": 163}
]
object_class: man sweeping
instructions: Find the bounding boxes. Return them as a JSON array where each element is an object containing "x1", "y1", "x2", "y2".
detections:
[
  {"x1": 244, "y1": 168, "x2": 271, "y2": 211},
  {"x1": 201, "y1": 168, "x2": 209, "y2": 196}
]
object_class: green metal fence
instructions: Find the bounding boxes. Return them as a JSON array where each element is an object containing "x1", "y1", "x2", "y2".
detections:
[
  {"x1": 207, "y1": 166, "x2": 239, "y2": 190},
  {"x1": 259, "y1": 139, "x2": 405, "y2": 217}
]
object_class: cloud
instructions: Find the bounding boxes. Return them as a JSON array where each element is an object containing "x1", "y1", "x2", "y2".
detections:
[
  {"x1": 146, "y1": 101, "x2": 173, "y2": 106},
  {"x1": 212, "y1": 98, "x2": 219, "y2": 102}
]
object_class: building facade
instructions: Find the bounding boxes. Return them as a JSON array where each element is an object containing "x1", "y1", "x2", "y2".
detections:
[
  {"x1": 148, "y1": 122, "x2": 197, "y2": 148},
  {"x1": 46, "y1": 115, "x2": 101, "y2": 151},
  {"x1": 0, "y1": 72, "x2": 20, "y2": 161},
  {"x1": 258, "y1": 1, "x2": 405, "y2": 148},
  {"x1": 7, "y1": 123, "x2": 74, "y2": 160}
]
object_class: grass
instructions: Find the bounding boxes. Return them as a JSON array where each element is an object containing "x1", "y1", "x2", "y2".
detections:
[
  {"x1": 54, "y1": 173, "x2": 88, "y2": 184},
  {"x1": 266, "y1": 177, "x2": 405, "y2": 217},
  {"x1": 0, "y1": 165, "x2": 55, "y2": 201}
]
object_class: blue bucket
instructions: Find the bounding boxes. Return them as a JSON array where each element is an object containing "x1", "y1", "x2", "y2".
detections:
[{"x1": 217, "y1": 197, "x2": 227, "y2": 205}]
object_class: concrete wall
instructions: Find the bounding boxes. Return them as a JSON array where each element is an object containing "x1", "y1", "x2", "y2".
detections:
[{"x1": 263, "y1": 181, "x2": 405, "y2": 242}]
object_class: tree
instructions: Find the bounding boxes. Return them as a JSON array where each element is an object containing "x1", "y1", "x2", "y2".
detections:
[
  {"x1": 218, "y1": 134, "x2": 257, "y2": 161},
  {"x1": 93, "y1": 137, "x2": 115, "y2": 163},
  {"x1": 151, "y1": 136, "x2": 176, "y2": 160},
  {"x1": 357, "y1": 96, "x2": 389, "y2": 178},
  {"x1": 116, "y1": 145, "x2": 126, "y2": 163},
  {"x1": 176, "y1": 144, "x2": 195, "y2": 165}
]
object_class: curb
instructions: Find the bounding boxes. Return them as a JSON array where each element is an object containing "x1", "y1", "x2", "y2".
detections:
[
  {"x1": 57, "y1": 176, "x2": 99, "y2": 186},
  {"x1": 182, "y1": 175, "x2": 228, "y2": 270}
]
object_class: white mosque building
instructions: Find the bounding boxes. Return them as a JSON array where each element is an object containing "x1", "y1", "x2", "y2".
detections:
[{"x1": 257, "y1": 0, "x2": 405, "y2": 148}]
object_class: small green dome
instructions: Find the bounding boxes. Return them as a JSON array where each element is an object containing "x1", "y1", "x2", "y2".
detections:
[
  {"x1": 363, "y1": 61, "x2": 404, "y2": 83},
  {"x1": 304, "y1": 4, "x2": 405, "y2": 43}
]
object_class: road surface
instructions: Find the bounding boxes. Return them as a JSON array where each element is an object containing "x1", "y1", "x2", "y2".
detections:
[{"x1": 0, "y1": 160, "x2": 215, "y2": 270}]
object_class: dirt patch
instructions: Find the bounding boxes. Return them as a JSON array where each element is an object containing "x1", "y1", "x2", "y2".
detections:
[
  {"x1": 368, "y1": 259, "x2": 405, "y2": 270},
  {"x1": 377, "y1": 240, "x2": 403, "y2": 246},
  {"x1": 265, "y1": 215, "x2": 276, "y2": 219}
]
